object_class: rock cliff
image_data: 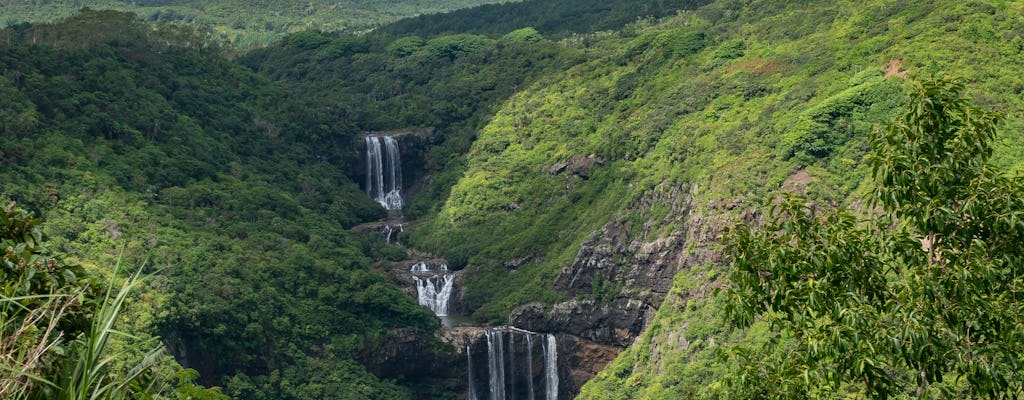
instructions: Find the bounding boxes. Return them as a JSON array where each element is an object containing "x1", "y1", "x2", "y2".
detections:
[{"x1": 508, "y1": 182, "x2": 745, "y2": 395}]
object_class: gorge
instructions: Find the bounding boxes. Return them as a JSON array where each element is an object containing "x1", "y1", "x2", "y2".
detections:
[
  {"x1": 5, "y1": 1, "x2": 1024, "y2": 399},
  {"x1": 363, "y1": 134, "x2": 573, "y2": 398}
]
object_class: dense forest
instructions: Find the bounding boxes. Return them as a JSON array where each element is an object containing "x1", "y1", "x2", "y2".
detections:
[
  {"x1": 3, "y1": 0, "x2": 1024, "y2": 399},
  {"x1": 0, "y1": 0, "x2": 513, "y2": 49},
  {"x1": 0, "y1": 9, "x2": 439, "y2": 399}
]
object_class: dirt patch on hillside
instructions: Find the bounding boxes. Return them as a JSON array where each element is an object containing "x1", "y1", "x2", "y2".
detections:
[{"x1": 885, "y1": 59, "x2": 908, "y2": 79}]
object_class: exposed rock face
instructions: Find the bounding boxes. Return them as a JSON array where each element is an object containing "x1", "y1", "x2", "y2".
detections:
[
  {"x1": 510, "y1": 182, "x2": 744, "y2": 396},
  {"x1": 561, "y1": 334, "x2": 621, "y2": 390},
  {"x1": 511, "y1": 300, "x2": 649, "y2": 348},
  {"x1": 543, "y1": 154, "x2": 607, "y2": 178},
  {"x1": 358, "y1": 327, "x2": 463, "y2": 390}
]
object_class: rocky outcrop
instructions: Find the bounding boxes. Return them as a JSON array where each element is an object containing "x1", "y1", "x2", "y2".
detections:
[
  {"x1": 510, "y1": 182, "x2": 748, "y2": 396},
  {"x1": 543, "y1": 154, "x2": 607, "y2": 178},
  {"x1": 358, "y1": 327, "x2": 463, "y2": 389},
  {"x1": 511, "y1": 300, "x2": 650, "y2": 348},
  {"x1": 561, "y1": 334, "x2": 621, "y2": 391}
]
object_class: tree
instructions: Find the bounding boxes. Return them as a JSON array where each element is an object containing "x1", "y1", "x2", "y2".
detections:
[{"x1": 725, "y1": 78, "x2": 1024, "y2": 399}]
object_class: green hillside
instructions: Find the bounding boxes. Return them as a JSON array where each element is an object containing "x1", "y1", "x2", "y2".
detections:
[
  {"x1": 0, "y1": 0, "x2": 516, "y2": 48},
  {"x1": 0, "y1": 10, "x2": 438, "y2": 399},
  {"x1": 411, "y1": 0, "x2": 1024, "y2": 322},
  {"x1": 3, "y1": 0, "x2": 1024, "y2": 398}
]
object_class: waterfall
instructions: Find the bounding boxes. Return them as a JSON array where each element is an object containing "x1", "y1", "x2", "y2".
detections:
[
  {"x1": 467, "y1": 345, "x2": 478, "y2": 400},
  {"x1": 486, "y1": 330, "x2": 507, "y2": 400},
  {"x1": 413, "y1": 273, "x2": 454, "y2": 316},
  {"x1": 508, "y1": 333, "x2": 517, "y2": 398},
  {"x1": 545, "y1": 334, "x2": 558, "y2": 400},
  {"x1": 364, "y1": 135, "x2": 403, "y2": 210},
  {"x1": 471, "y1": 327, "x2": 558, "y2": 400},
  {"x1": 526, "y1": 334, "x2": 535, "y2": 400},
  {"x1": 411, "y1": 262, "x2": 454, "y2": 316},
  {"x1": 410, "y1": 261, "x2": 430, "y2": 273},
  {"x1": 382, "y1": 223, "x2": 403, "y2": 244}
]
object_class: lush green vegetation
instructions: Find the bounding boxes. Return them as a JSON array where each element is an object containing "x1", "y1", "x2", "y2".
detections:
[
  {"x1": 571, "y1": 1, "x2": 1024, "y2": 399},
  {"x1": 6, "y1": 0, "x2": 1024, "y2": 398},
  {"x1": 0, "y1": 204, "x2": 225, "y2": 399},
  {"x1": 379, "y1": 0, "x2": 709, "y2": 38},
  {"x1": 724, "y1": 79, "x2": 1024, "y2": 398},
  {"x1": 0, "y1": 10, "x2": 441, "y2": 399},
  {"x1": 0, "y1": 0, "x2": 515, "y2": 49}
]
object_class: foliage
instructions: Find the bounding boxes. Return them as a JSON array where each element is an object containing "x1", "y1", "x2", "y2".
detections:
[
  {"x1": 578, "y1": 265, "x2": 736, "y2": 400},
  {"x1": 0, "y1": 0, "x2": 514, "y2": 50},
  {"x1": 380, "y1": 0, "x2": 711, "y2": 38},
  {"x1": 725, "y1": 78, "x2": 1024, "y2": 398},
  {"x1": 0, "y1": 203, "x2": 226, "y2": 400},
  {"x1": 1, "y1": 13, "x2": 440, "y2": 399},
  {"x1": 7, "y1": 1, "x2": 1024, "y2": 399}
]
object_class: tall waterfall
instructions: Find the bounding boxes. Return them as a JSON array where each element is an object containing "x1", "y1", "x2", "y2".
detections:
[
  {"x1": 486, "y1": 330, "x2": 507, "y2": 400},
  {"x1": 467, "y1": 327, "x2": 559, "y2": 400},
  {"x1": 525, "y1": 334, "x2": 535, "y2": 400},
  {"x1": 545, "y1": 334, "x2": 558, "y2": 400},
  {"x1": 468, "y1": 345, "x2": 479, "y2": 400},
  {"x1": 410, "y1": 262, "x2": 453, "y2": 316},
  {"x1": 364, "y1": 135, "x2": 403, "y2": 210}
]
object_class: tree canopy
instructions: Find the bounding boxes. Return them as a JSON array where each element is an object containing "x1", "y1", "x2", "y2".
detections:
[{"x1": 726, "y1": 77, "x2": 1024, "y2": 398}]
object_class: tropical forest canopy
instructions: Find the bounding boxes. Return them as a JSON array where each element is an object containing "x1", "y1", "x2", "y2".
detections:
[
  {"x1": 2, "y1": 0, "x2": 1024, "y2": 399},
  {"x1": 0, "y1": 0, "x2": 517, "y2": 49}
]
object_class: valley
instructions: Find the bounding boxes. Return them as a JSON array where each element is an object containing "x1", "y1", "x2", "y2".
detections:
[{"x1": 3, "y1": 0, "x2": 1024, "y2": 399}]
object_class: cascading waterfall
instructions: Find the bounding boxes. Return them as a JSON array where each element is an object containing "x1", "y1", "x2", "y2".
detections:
[
  {"x1": 382, "y1": 223, "x2": 403, "y2": 244},
  {"x1": 364, "y1": 135, "x2": 403, "y2": 210},
  {"x1": 508, "y1": 333, "x2": 518, "y2": 398},
  {"x1": 469, "y1": 327, "x2": 558, "y2": 400},
  {"x1": 410, "y1": 261, "x2": 430, "y2": 273},
  {"x1": 545, "y1": 334, "x2": 558, "y2": 400},
  {"x1": 410, "y1": 262, "x2": 454, "y2": 316}
]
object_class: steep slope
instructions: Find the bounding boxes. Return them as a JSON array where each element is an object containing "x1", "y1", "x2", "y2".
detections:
[
  {"x1": 6, "y1": 1, "x2": 1024, "y2": 398},
  {"x1": 406, "y1": 0, "x2": 1024, "y2": 396},
  {"x1": 0, "y1": 11, "x2": 444, "y2": 399},
  {"x1": 379, "y1": 0, "x2": 710, "y2": 37}
]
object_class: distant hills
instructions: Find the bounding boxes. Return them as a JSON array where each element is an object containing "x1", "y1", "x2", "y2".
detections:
[{"x1": 0, "y1": 0, "x2": 517, "y2": 48}]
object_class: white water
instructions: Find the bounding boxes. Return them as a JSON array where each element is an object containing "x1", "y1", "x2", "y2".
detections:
[
  {"x1": 545, "y1": 334, "x2": 558, "y2": 400},
  {"x1": 365, "y1": 135, "x2": 403, "y2": 210},
  {"x1": 487, "y1": 330, "x2": 507, "y2": 400},
  {"x1": 526, "y1": 334, "x2": 535, "y2": 400},
  {"x1": 468, "y1": 345, "x2": 479, "y2": 400},
  {"x1": 509, "y1": 333, "x2": 517, "y2": 397},
  {"x1": 472, "y1": 327, "x2": 558, "y2": 400},
  {"x1": 410, "y1": 261, "x2": 430, "y2": 273},
  {"x1": 413, "y1": 273, "x2": 454, "y2": 316},
  {"x1": 382, "y1": 223, "x2": 402, "y2": 244}
]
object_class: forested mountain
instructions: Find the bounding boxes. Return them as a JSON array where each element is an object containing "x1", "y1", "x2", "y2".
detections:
[
  {"x1": 379, "y1": 0, "x2": 710, "y2": 37},
  {"x1": 3, "y1": 0, "x2": 1024, "y2": 399},
  {"x1": 0, "y1": 0, "x2": 514, "y2": 48}
]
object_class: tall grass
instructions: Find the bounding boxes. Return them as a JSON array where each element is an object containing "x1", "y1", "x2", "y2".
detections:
[
  {"x1": 52, "y1": 264, "x2": 164, "y2": 400},
  {"x1": 0, "y1": 264, "x2": 164, "y2": 400},
  {"x1": 0, "y1": 293, "x2": 74, "y2": 398}
]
